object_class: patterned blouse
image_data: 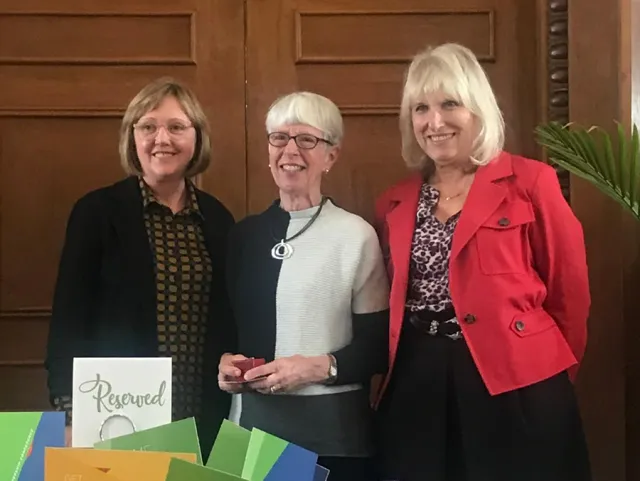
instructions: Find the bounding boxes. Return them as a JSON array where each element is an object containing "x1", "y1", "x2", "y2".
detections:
[
  {"x1": 140, "y1": 178, "x2": 213, "y2": 422},
  {"x1": 406, "y1": 183, "x2": 460, "y2": 314}
]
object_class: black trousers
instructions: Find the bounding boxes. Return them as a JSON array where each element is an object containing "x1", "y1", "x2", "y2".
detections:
[
  {"x1": 317, "y1": 456, "x2": 373, "y2": 481},
  {"x1": 376, "y1": 319, "x2": 592, "y2": 481}
]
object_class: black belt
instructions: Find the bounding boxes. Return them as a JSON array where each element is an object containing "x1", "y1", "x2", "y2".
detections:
[{"x1": 406, "y1": 307, "x2": 463, "y2": 340}]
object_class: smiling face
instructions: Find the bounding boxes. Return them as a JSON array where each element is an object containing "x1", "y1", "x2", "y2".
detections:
[
  {"x1": 267, "y1": 124, "x2": 338, "y2": 197},
  {"x1": 133, "y1": 95, "x2": 196, "y2": 184},
  {"x1": 411, "y1": 90, "x2": 478, "y2": 167}
]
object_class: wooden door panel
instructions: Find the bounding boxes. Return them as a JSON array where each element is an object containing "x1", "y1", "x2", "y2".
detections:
[
  {"x1": 246, "y1": 0, "x2": 541, "y2": 222},
  {"x1": 0, "y1": 13, "x2": 194, "y2": 63},
  {"x1": 0, "y1": 317, "x2": 50, "y2": 364},
  {"x1": 0, "y1": 117, "x2": 123, "y2": 311},
  {"x1": 296, "y1": 64, "x2": 406, "y2": 108},
  {"x1": 0, "y1": 367, "x2": 50, "y2": 410},
  {"x1": 295, "y1": 10, "x2": 494, "y2": 62},
  {"x1": 0, "y1": 0, "x2": 245, "y2": 411},
  {"x1": 0, "y1": 67, "x2": 198, "y2": 111}
]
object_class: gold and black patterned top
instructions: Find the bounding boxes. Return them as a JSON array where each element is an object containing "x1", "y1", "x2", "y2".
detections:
[{"x1": 139, "y1": 178, "x2": 213, "y2": 422}]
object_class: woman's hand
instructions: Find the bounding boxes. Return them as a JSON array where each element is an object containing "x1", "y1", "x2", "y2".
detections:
[
  {"x1": 218, "y1": 353, "x2": 250, "y2": 393},
  {"x1": 244, "y1": 354, "x2": 330, "y2": 394}
]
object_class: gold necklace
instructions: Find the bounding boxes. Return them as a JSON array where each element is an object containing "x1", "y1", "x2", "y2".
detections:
[
  {"x1": 442, "y1": 191, "x2": 464, "y2": 201},
  {"x1": 438, "y1": 174, "x2": 475, "y2": 201}
]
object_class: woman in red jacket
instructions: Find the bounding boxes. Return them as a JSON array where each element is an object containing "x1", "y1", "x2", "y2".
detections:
[{"x1": 374, "y1": 43, "x2": 592, "y2": 481}]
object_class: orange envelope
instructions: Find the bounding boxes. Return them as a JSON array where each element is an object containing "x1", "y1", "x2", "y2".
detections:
[{"x1": 45, "y1": 447, "x2": 197, "y2": 481}]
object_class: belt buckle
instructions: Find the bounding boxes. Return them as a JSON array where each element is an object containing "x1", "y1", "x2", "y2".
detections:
[
  {"x1": 443, "y1": 317, "x2": 462, "y2": 340},
  {"x1": 428, "y1": 320, "x2": 439, "y2": 336}
]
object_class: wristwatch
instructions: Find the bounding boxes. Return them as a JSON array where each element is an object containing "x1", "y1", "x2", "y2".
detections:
[{"x1": 325, "y1": 354, "x2": 338, "y2": 385}]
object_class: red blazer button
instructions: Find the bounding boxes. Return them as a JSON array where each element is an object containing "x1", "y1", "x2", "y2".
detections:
[
  {"x1": 515, "y1": 320, "x2": 525, "y2": 331},
  {"x1": 498, "y1": 217, "x2": 511, "y2": 227},
  {"x1": 463, "y1": 314, "x2": 476, "y2": 324}
]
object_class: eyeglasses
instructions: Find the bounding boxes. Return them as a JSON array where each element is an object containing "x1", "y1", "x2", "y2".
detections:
[
  {"x1": 133, "y1": 121, "x2": 194, "y2": 138},
  {"x1": 267, "y1": 132, "x2": 333, "y2": 150}
]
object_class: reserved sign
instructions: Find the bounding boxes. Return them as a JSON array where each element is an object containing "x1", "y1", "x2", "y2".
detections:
[{"x1": 72, "y1": 357, "x2": 172, "y2": 447}]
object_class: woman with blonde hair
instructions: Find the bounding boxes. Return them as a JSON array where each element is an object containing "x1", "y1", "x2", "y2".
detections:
[
  {"x1": 373, "y1": 43, "x2": 592, "y2": 481},
  {"x1": 46, "y1": 77, "x2": 235, "y2": 453}
]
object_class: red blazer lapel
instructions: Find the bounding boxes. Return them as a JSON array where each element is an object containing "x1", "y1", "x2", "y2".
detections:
[
  {"x1": 386, "y1": 175, "x2": 421, "y2": 286},
  {"x1": 451, "y1": 152, "x2": 513, "y2": 261},
  {"x1": 383, "y1": 174, "x2": 422, "y2": 339}
]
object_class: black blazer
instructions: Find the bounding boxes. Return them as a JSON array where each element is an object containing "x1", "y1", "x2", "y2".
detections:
[{"x1": 45, "y1": 176, "x2": 236, "y2": 446}]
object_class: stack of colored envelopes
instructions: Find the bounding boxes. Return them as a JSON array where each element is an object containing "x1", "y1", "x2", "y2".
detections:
[{"x1": 38, "y1": 417, "x2": 329, "y2": 480}]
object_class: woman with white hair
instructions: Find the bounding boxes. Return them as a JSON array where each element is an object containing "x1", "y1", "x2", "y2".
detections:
[
  {"x1": 373, "y1": 43, "x2": 592, "y2": 480},
  {"x1": 217, "y1": 91, "x2": 389, "y2": 481}
]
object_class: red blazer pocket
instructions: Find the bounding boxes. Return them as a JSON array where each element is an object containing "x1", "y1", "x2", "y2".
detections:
[
  {"x1": 475, "y1": 200, "x2": 535, "y2": 275},
  {"x1": 510, "y1": 308, "x2": 556, "y2": 338}
]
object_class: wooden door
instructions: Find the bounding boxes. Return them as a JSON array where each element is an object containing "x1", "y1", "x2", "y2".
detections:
[
  {"x1": 0, "y1": 0, "x2": 245, "y2": 410},
  {"x1": 245, "y1": 0, "x2": 542, "y2": 221}
]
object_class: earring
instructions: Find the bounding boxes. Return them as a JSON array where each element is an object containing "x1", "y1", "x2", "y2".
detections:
[{"x1": 324, "y1": 169, "x2": 330, "y2": 174}]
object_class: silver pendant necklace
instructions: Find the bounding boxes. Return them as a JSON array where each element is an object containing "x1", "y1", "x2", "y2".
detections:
[
  {"x1": 271, "y1": 197, "x2": 328, "y2": 260},
  {"x1": 271, "y1": 240, "x2": 294, "y2": 260}
]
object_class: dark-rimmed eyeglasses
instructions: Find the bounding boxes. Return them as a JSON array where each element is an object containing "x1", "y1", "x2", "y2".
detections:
[{"x1": 267, "y1": 132, "x2": 333, "y2": 150}]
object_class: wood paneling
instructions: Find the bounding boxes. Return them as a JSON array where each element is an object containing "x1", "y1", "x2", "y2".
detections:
[
  {"x1": 0, "y1": 366, "x2": 50, "y2": 411},
  {"x1": 296, "y1": 64, "x2": 405, "y2": 109},
  {"x1": 0, "y1": 117, "x2": 122, "y2": 310},
  {"x1": 568, "y1": 1, "x2": 634, "y2": 480},
  {"x1": 295, "y1": 10, "x2": 495, "y2": 63},
  {"x1": 0, "y1": 66, "x2": 196, "y2": 111},
  {"x1": 0, "y1": 316, "x2": 50, "y2": 363},
  {"x1": 0, "y1": 13, "x2": 195, "y2": 64}
]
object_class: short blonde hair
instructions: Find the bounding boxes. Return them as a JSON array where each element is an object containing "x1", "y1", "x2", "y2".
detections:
[
  {"x1": 265, "y1": 91, "x2": 344, "y2": 146},
  {"x1": 119, "y1": 77, "x2": 211, "y2": 177},
  {"x1": 400, "y1": 43, "x2": 505, "y2": 170}
]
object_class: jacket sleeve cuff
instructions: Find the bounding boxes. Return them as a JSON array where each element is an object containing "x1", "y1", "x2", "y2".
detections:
[
  {"x1": 53, "y1": 395, "x2": 73, "y2": 426},
  {"x1": 330, "y1": 310, "x2": 389, "y2": 385}
]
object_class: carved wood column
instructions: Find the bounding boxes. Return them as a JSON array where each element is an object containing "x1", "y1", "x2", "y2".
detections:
[{"x1": 547, "y1": 0, "x2": 570, "y2": 200}]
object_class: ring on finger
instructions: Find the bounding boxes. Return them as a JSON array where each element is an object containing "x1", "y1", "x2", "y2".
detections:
[{"x1": 270, "y1": 385, "x2": 278, "y2": 394}]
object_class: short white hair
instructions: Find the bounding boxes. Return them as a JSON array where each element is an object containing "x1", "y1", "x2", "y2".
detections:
[
  {"x1": 265, "y1": 91, "x2": 344, "y2": 145},
  {"x1": 400, "y1": 43, "x2": 505, "y2": 170}
]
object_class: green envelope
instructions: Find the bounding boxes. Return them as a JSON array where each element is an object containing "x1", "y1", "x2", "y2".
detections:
[
  {"x1": 0, "y1": 412, "x2": 65, "y2": 481},
  {"x1": 242, "y1": 429, "x2": 289, "y2": 480},
  {"x1": 94, "y1": 418, "x2": 203, "y2": 464},
  {"x1": 206, "y1": 420, "x2": 251, "y2": 476},
  {"x1": 167, "y1": 458, "x2": 243, "y2": 481}
]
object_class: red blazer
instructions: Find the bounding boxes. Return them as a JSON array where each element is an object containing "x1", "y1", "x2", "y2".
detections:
[{"x1": 373, "y1": 152, "x2": 590, "y2": 404}]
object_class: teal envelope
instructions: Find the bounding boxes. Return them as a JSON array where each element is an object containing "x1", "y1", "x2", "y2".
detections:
[{"x1": 94, "y1": 417, "x2": 202, "y2": 464}]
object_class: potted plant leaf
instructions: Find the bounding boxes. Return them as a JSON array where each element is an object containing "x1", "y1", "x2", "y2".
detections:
[{"x1": 535, "y1": 121, "x2": 640, "y2": 222}]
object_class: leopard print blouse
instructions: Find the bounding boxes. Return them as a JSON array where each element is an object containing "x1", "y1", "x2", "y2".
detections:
[{"x1": 405, "y1": 183, "x2": 460, "y2": 313}]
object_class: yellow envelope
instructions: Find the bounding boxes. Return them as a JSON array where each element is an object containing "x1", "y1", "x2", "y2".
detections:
[{"x1": 45, "y1": 447, "x2": 197, "y2": 481}]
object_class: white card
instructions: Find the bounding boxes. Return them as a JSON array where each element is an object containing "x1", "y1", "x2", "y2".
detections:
[{"x1": 71, "y1": 357, "x2": 172, "y2": 447}]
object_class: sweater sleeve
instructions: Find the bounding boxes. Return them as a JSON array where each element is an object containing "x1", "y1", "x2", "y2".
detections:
[{"x1": 331, "y1": 226, "x2": 390, "y2": 384}]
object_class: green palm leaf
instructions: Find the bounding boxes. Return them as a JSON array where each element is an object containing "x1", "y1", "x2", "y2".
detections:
[{"x1": 535, "y1": 121, "x2": 640, "y2": 222}]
